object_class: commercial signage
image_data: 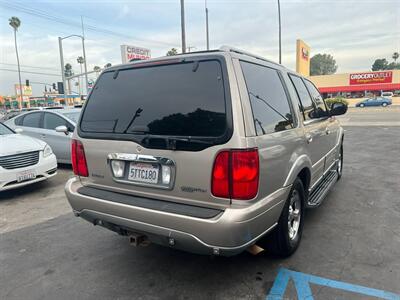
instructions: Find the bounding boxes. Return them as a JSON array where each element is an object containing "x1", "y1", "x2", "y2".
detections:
[
  {"x1": 121, "y1": 45, "x2": 151, "y2": 63},
  {"x1": 349, "y1": 71, "x2": 392, "y2": 85},
  {"x1": 15, "y1": 84, "x2": 32, "y2": 96},
  {"x1": 296, "y1": 39, "x2": 311, "y2": 76}
]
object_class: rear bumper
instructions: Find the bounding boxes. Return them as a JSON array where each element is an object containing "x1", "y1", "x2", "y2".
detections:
[{"x1": 65, "y1": 177, "x2": 290, "y2": 256}]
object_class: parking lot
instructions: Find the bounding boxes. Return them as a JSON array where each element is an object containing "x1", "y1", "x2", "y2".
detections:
[{"x1": 1, "y1": 109, "x2": 400, "y2": 299}]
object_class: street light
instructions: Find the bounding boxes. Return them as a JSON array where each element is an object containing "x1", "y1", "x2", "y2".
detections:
[
  {"x1": 205, "y1": 0, "x2": 209, "y2": 50},
  {"x1": 58, "y1": 34, "x2": 89, "y2": 97}
]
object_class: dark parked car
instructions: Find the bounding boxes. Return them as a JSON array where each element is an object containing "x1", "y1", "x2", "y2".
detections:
[{"x1": 356, "y1": 97, "x2": 392, "y2": 107}]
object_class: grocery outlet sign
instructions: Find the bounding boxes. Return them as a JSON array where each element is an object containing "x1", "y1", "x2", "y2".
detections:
[
  {"x1": 121, "y1": 45, "x2": 151, "y2": 63},
  {"x1": 349, "y1": 71, "x2": 392, "y2": 85}
]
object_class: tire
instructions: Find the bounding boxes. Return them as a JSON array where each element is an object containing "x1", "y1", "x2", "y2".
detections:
[
  {"x1": 382, "y1": 102, "x2": 388, "y2": 107},
  {"x1": 337, "y1": 143, "x2": 343, "y2": 180},
  {"x1": 359, "y1": 103, "x2": 365, "y2": 107},
  {"x1": 259, "y1": 178, "x2": 305, "y2": 257}
]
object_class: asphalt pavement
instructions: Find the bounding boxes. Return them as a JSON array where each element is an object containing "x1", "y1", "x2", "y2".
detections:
[{"x1": 1, "y1": 111, "x2": 400, "y2": 299}]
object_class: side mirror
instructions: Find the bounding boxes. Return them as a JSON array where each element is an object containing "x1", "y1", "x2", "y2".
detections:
[
  {"x1": 330, "y1": 102, "x2": 348, "y2": 116},
  {"x1": 14, "y1": 128, "x2": 23, "y2": 134},
  {"x1": 55, "y1": 125, "x2": 69, "y2": 135}
]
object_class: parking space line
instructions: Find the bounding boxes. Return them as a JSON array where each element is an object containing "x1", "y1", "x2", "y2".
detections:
[{"x1": 266, "y1": 268, "x2": 400, "y2": 300}]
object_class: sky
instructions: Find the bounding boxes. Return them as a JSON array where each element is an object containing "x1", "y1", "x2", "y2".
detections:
[{"x1": 0, "y1": 0, "x2": 399, "y2": 96}]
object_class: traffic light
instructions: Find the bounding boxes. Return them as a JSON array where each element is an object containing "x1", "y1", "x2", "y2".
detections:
[
  {"x1": 52, "y1": 83, "x2": 56, "y2": 90},
  {"x1": 57, "y1": 82, "x2": 64, "y2": 94},
  {"x1": 25, "y1": 79, "x2": 30, "y2": 86}
]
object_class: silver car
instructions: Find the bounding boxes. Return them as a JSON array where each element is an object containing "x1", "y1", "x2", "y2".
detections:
[
  {"x1": 65, "y1": 47, "x2": 347, "y2": 257},
  {"x1": 5, "y1": 108, "x2": 81, "y2": 164}
]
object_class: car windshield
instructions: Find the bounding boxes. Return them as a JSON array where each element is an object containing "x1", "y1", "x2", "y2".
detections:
[
  {"x1": 80, "y1": 59, "x2": 228, "y2": 138},
  {"x1": 61, "y1": 111, "x2": 81, "y2": 123},
  {"x1": 0, "y1": 123, "x2": 14, "y2": 135}
]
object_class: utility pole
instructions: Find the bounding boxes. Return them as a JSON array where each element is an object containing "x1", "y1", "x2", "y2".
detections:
[
  {"x1": 81, "y1": 16, "x2": 89, "y2": 95},
  {"x1": 205, "y1": 0, "x2": 209, "y2": 50},
  {"x1": 180, "y1": 0, "x2": 186, "y2": 53},
  {"x1": 58, "y1": 37, "x2": 67, "y2": 97},
  {"x1": 277, "y1": 0, "x2": 282, "y2": 64}
]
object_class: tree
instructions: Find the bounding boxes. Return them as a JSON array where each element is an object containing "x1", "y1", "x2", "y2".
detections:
[
  {"x1": 310, "y1": 54, "x2": 338, "y2": 75},
  {"x1": 371, "y1": 58, "x2": 388, "y2": 71},
  {"x1": 166, "y1": 48, "x2": 178, "y2": 56},
  {"x1": 9, "y1": 16, "x2": 22, "y2": 109},
  {"x1": 93, "y1": 66, "x2": 101, "y2": 72},
  {"x1": 64, "y1": 63, "x2": 73, "y2": 94},
  {"x1": 392, "y1": 52, "x2": 399, "y2": 62},
  {"x1": 104, "y1": 63, "x2": 112, "y2": 69}
]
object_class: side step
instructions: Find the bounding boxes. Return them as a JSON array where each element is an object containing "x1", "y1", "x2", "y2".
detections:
[{"x1": 306, "y1": 170, "x2": 338, "y2": 208}]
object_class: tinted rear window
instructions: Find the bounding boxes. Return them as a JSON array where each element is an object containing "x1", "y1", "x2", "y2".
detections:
[{"x1": 81, "y1": 60, "x2": 228, "y2": 137}]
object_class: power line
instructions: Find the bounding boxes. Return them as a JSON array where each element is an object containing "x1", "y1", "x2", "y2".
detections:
[
  {"x1": 0, "y1": 62, "x2": 59, "y2": 71},
  {"x1": 0, "y1": 68, "x2": 60, "y2": 77},
  {"x1": 0, "y1": 1, "x2": 179, "y2": 48}
]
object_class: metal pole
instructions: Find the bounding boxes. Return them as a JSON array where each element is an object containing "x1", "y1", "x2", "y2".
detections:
[
  {"x1": 277, "y1": 0, "x2": 282, "y2": 64},
  {"x1": 180, "y1": 0, "x2": 186, "y2": 53},
  {"x1": 81, "y1": 37, "x2": 89, "y2": 96},
  {"x1": 205, "y1": 0, "x2": 209, "y2": 50},
  {"x1": 58, "y1": 37, "x2": 67, "y2": 97},
  {"x1": 81, "y1": 16, "x2": 89, "y2": 95},
  {"x1": 13, "y1": 29, "x2": 23, "y2": 109}
]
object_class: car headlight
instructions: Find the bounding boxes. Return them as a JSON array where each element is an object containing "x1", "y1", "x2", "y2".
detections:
[{"x1": 43, "y1": 144, "x2": 53, "y2": 157}]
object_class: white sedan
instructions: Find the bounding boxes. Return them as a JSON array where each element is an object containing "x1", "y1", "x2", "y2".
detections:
[{"x1": 0, "y1": 122, "x2": 57, "y2": 191}]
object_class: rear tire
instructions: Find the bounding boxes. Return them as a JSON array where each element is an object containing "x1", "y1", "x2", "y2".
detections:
[
  {"x1": 359, "y1": 103, "x2": 365, "y2": 107},
  {"x1": 382, "y1": 102, "x2": 388, "y2": 107},
  {"x1": 259, "y1": 178, "x2": 305, "y2": 257}
]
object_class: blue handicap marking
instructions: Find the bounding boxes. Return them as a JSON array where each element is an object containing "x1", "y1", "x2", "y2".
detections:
[{"x1": 267, "y1": 268, "x2": 400, "y2": 300}]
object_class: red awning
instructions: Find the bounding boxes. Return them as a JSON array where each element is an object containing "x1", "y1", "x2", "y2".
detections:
[{"x1": 318, "y1": 83, "x2": 400, "y2": 93}]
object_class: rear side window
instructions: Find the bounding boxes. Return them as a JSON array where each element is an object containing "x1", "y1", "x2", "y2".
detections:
[
  {"x1": 22, "y1": 112, "x2": 41, "y2": 128},
  {"x1": 15, "y1": 115, "x2": 23, "y2": 126},
  {"x1": 289, "y1": 75, "x2": 315, "y2": 121},
  {"x1": 240, "y1": 61, "x2": 293, "y2": 135},
  {"x1": 44, "y1": 113, "x2": 67, "y2": 130},
  {"x1": 81, "y1": 60, "x2": 228, "y2": 138}
]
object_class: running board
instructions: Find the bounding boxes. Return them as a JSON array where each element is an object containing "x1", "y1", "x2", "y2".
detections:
[{"x1": 306, "y1": 170, "x2": 338, "y2": 208}]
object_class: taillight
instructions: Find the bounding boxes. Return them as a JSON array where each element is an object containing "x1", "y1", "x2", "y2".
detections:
[
  {"x1": 212, "y1": 149, "x2": 259, "y2": 200},
  {"x1": 71, "y1": 139, "x2": 88, "y2": 177}
]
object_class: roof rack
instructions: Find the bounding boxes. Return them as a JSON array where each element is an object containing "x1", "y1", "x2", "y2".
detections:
[{"x1": 219, "y1": 45, "x2": 280, "y2": 66}]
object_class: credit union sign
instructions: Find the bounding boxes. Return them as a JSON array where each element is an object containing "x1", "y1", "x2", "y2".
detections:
[{"x1": 349, "y1": 71, "x2": 392, "y2": 85}]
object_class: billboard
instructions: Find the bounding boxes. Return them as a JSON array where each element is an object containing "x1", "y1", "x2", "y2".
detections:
[
  {"x1": 121, "y1": 45, "x2": 151, "y2": 63},
  {"x1": 15, "y1": 84, "x2": 32, "y2": 96},
  {"x1": 349, "y1": 71, "x2": 393, "y2": 85},
  {"x1": 296, "y1": 39, "x2": 310, "y2": 76}
]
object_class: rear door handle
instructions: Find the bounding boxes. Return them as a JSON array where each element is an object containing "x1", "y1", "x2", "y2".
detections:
[
  {"x1": 305, "y1": 134, "x2": 313, "y2": 143},
  {"x1": 325, "y1": 128, "x2": 330, "y2": 135}
]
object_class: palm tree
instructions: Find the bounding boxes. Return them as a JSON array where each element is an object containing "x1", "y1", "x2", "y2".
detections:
[
  {"x1": 393, "y1": 52, "x2": 399, "y2": 62},
  {"x1": 64, "y1": 63, "x2": 73, "y2": 95},
  {"x1": 93, "y1": 65, "x2": 101, "y2": 76},
  {"x1": 9, "y1": 16, "x2": 22, "y2": 109}
]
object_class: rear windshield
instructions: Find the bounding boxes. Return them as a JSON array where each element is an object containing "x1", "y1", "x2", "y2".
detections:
[{"x1": 80, "y1": 60, "x2": 228, "y2": 138}]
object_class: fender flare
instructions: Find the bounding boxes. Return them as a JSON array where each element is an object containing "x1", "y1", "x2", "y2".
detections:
[{"x1": 283, "y1": 154, "x2": 312, "y2": 187}]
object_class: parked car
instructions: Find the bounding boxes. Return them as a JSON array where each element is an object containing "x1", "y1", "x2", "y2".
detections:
[
  {"x1": 64, "y1": 47, "x2": 347, "y2": 257},
  {"x1": 355, "y1": 97, "x2": 392, "y2": 107},
  {"x1": 0, "y1": 122, "x2": 57, "y2": 191},
  {"x1": 381, "y1": 92, "x2": 393, "y2": 98},
  {"x1": 5, "y1": 108, "x2": 81, "y2": 164}
]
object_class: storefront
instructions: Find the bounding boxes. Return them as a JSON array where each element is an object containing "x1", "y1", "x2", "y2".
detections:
[{"x1": 309, "y1": 70, "x2": 400, "y2": 99}]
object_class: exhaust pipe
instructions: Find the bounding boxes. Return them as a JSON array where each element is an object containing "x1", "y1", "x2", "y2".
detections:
[{"x1": 129, "y1": 233, "x2": 150, "y2": 247}]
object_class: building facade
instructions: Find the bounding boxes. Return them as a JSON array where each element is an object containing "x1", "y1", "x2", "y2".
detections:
[{"x1": 309, "y1": 70, "x2": 400, "y2": 98}]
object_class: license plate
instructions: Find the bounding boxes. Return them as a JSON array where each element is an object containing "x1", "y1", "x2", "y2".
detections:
[
  {"x1": 17, "y1": 170, "x2": 36, "y2": 182},
  {"x1": 128, "y1": 163, "x2": 159, "y2": 184}
]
